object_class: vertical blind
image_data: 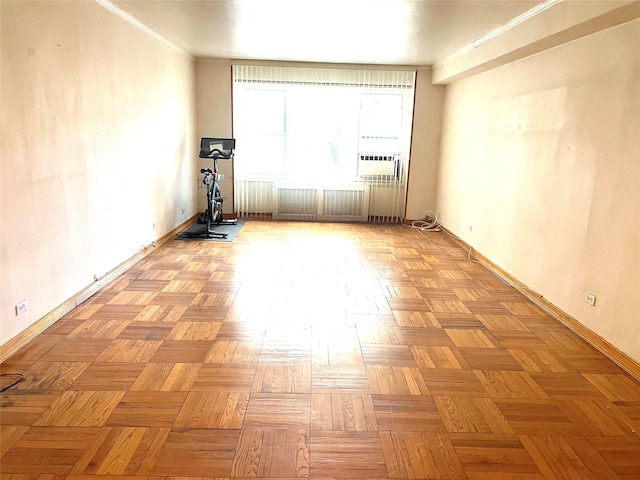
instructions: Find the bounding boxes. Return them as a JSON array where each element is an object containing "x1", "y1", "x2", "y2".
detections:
[{"x1": 232, "y1": 65, "x2": 416, "y2": 223}]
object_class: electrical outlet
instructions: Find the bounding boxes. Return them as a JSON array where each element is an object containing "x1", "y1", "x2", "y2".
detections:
[
  {"x1": 152, "y1": 222, "x2": 157, "y2": 230},
  {"x1": 15, "y1": 299, "x2": 27, "y2": 316},
  {"x1": 468, "y1": 224, "x2": 473, "y2": 233},
  {"x1": 585, "y1": 292, "x2": 596, "y2": 306},
  {"x1": 181, "y1": 208, "x2": 185, "y2": 215}
]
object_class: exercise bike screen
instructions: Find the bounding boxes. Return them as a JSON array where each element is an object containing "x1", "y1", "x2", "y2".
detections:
[{"x1": 199, "y1": 138, "x2": 235, "y2": 158}]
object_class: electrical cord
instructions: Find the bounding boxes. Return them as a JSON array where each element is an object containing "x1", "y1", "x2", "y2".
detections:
[
  {"x1": 407, "y1": 211, "x2": 532, "y2": 291},
  {"x1": 1, "y1": 373, "x2": 25, "y2": 392},
  {"x1": 405, "y1": 211, "x2": 460, "y2": 250}
]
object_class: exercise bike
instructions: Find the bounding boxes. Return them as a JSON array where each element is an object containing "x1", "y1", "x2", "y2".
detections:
[{"x1": 188, "y1": 137, "x2": 237, "y2": 239}]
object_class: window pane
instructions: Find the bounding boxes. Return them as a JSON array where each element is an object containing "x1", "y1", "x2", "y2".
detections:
[
  {"x1": 236, "y1": 88, "x2": 286, "y2": 176},
  {"x1": 244, "y1": 89, "x2": 285, "y2": 135},
  {"x1": 286, "y1": 85, "x2": 360, "y2": 180},
  {"x1": 359, "y1": 93, "x2": 403, "y2": 153},
  {"x1": 238, "y1": 134, "x2": 285, "y2": 176}
]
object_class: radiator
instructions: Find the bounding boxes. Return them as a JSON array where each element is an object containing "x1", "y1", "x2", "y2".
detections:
[{"x1": 273, "y1": 183, "x2": 370, "y2": 222}]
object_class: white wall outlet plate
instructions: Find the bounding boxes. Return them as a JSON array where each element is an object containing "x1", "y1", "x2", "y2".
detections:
[{"x1": 15, "y1": 299, "x2": 27, "y2": 315}]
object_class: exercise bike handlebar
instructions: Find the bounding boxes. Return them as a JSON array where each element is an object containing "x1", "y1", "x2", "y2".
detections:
[{"x1": 202, "y1": 148, "x2": 233, "y2": 160}]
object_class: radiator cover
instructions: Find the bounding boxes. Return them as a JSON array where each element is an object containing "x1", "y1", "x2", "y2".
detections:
[{"x1": 273, "y1": 183, "x2": 371, "y2": 221}]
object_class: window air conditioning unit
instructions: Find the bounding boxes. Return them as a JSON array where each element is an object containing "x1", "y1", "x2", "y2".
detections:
[{"x1": 358, "y1": 154, "x2": 400, "y2": 179}]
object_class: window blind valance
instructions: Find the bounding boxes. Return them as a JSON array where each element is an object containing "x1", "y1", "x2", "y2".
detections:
[{"x1": 232, "y1": 65, "x2": 415, "y2": 88}]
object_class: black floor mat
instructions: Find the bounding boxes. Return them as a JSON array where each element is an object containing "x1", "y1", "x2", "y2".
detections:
[{"x1": 176, "y1": 220, "x2": 245, "y2": 242}]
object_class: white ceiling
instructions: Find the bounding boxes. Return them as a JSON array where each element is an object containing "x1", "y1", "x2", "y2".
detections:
[{"x1": 110, "y1": 0, "x2": 545, "y2": 65}]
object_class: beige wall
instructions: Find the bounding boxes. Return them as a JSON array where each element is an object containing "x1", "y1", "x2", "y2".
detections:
[
  {"x1": 405, "y1": 68, "x2": 445, "y2": 220},
  {"x1": 437, "y1": 19, "x2": 640, "y2": 361},
  {"x1": 0, "y1": 1, "x2": 196, "y2": 345},
  {"x1": 195, "y1": 59, "x2": 234, "y2": 213}
]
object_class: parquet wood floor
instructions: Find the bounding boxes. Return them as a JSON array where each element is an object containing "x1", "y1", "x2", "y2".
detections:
[{"x1": 2, "y1": 221, "x2": 640, "y2": 479}]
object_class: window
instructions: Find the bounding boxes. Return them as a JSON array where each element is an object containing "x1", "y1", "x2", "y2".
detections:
[
  {"x1": 232, "y1": 65, "x2": 415, "y2": 223},
  {"x1": 233, "y1": 67, "x2": 414, "y2": 182}
]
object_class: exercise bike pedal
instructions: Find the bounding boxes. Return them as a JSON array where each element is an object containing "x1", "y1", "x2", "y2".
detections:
[
  {"x1": 207, "y1": 231, "x2": 228, "y2": 239},
  {"x1": 218, "y1": 218, "x2": 238, "y2": 226}
]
